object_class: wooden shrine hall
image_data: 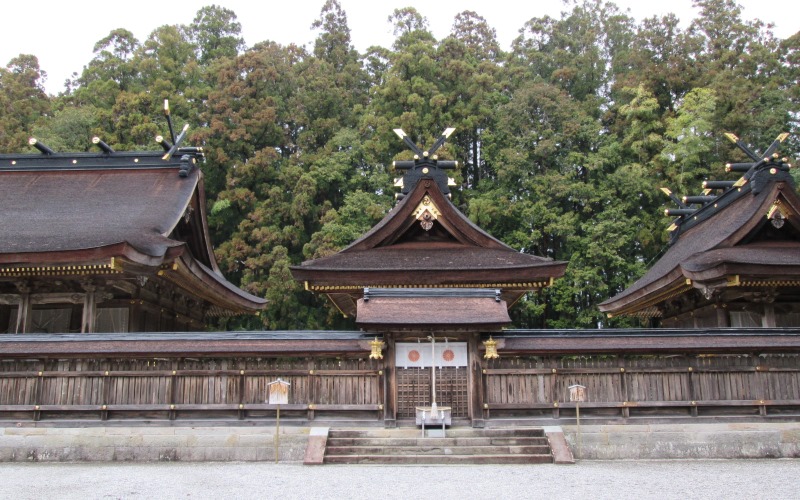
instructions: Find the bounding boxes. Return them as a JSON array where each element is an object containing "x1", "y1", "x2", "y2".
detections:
[
  {"x1": 291, "y1": 128, "x2": 568, "y2": 425},
  {"x1": 0, "y1": 133, "x2": 266, "y2": 334},
  {"x1": 600, "y1": 133, "x2": 800, "y2": 328}
]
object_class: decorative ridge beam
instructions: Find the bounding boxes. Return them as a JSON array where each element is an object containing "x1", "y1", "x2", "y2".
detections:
[
  {"x1": 28, "y1": 137, "x2": 54, "y2": 155},
  {"x1": 2, "y1": 99, "x2": 204, "y2": 176},
  {"x1": 306, "y1": 280, "x2": 554, "y2": 292},
  {"x1": 660, "y1": 132, "x2": 794, "y2": 243},
  {"x1": 703, "y1": 180, "x2": 736, "y2": 190},
  {"x1": 0, "y1": 153, "x2": 191, "y2": 171},
  {"x1": 92, "y1": 136, "x2": 114, "y2": 154}
]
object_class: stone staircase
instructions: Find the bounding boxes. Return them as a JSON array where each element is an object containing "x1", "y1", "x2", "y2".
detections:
[{"x1": 322, "y1": 427, "x2": 557, "y2": 465}]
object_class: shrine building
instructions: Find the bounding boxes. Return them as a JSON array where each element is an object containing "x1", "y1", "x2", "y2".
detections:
[
  {"x1": 0, "y1": 136, "x2": 266, "y2": 334},
  {"x1": 600, "y1": 133, "x2": 800, "y2": 328},
  {"x1": 291, "y1": 128, "x2": 567, "y2": 425}
]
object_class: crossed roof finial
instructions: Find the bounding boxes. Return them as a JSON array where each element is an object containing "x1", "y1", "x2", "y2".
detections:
[
  {"x1": 392, "y1": 128, "x2": 458, "y2": 199},
  {"x1": 661, "y1": 132, "x2": 794, "y2": 241}
]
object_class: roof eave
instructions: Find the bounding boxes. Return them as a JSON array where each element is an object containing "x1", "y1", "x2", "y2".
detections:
[
  {"x1": 162, "y1": 253, "x2": 267, "y2": 315},
  {"x1": 0, "y1": 242, "x2": 184, "y2": 269}
]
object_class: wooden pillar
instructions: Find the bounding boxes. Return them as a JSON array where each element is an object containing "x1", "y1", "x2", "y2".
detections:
[
  {"x1": 307, "y1": 358, "x2": 316, "y2": 421},
  {"x1": 14, "y1": 283, "x2": 32, "y2": 334},
  {"x1": 81, "y1": 283, "x2": 97, "y2": 333},
  {"x1": 620, "y1": 366, "x2": 630, "y2": 418},
  {"x1": 762, "y1": 304, "x2": 777, "y2": 328},
  {"x1": 129, "y1": 287, "x2": 144, "y2": 332},
  {"x1": 384, "y1": 334, "x2": 397, "y2": 428},
  {"x1": 238, "y1": 370, "x2": 246, "y2": 420},
  {"x1": 688, "y1": 360, "x2": 698, "y2": 417},
  {"x1": 468, "y1": 334, "x2": 485, "y2": 428},
  {"x1": 715, "y1": 304, "x2": 730, "y2": 328},
  {"x1": 169, "y1": 359, "x2": 179, "y2": 420}
]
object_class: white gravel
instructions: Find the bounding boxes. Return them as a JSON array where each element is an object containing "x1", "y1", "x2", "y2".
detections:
[{"x1": 2, "y1": 460, "x2": 799, "y2": 499}]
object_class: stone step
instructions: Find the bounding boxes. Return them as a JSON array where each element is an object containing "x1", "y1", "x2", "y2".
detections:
[
  {"x1": 326, "y1": 444, "x2": 552, "y2": 456},
  {"x1": 324, "y1": 454, "x2": 554, "y2": 465},
  {"x1": 328, "y1": 428, "x2": 546, "y2": 439},
  {"x1": 326, "y1": 437, "x2": 550, "y2": 447},
  {"x1": 321, "y1": 427, "x2": 556, "y2": 465}
]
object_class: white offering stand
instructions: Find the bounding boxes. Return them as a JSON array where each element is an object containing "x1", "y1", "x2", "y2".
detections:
[{"x1": 415, "y1": 333, "x2": 452, "y2": 436}]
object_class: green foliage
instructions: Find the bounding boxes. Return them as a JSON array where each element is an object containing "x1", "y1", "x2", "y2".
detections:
[
  {"x1": 0, "y1": 55, "x2": 50, "y2": 152},
  {"x1": 188, "y1": 5, "x2": 244, "y2": 64},
  {"x1": 662, "y1": 87, "x2": 718, "y2": 188},
  {"x1": 31, "y1": 106, "x2": 98, "y2": 151},
  {"x1": 8, "y1": 1, "x2": 798, "y2": 329}
]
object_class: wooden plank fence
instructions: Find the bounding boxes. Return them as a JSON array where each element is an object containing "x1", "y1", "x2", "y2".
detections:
[
  {"x1": 2, "y1": 344, "x2": 799, "y2": 423},
  {"x1": 0, "y1": 357, "x2": 383, "y2": 421},
  {"x1": 482, "y1": 354, "x2": 800, "y2": 420}
]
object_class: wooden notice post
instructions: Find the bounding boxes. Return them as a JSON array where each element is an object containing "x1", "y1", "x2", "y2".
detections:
[
  {"x1": 569, "y1": 384, "x2": 586, "y2": 460},
  {"x1": 267, "y1": 379, "x2": 291, "y2": 463}
]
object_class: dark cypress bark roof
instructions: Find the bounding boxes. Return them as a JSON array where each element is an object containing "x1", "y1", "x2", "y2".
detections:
[
  {"x1": 0, "y1": 166, "x2": 193, "y2": 261},
  {"x1": 292, "y1": 179, "x2": 566, "y2": 284},
  {"x1": 291, "y1": 179, "x2": 566, "y2": 320},
  {"x1": 0, "y1": 151, "x2": 266, "y2": 313},
  {"x1": 599, "y1": 171, "x2": 800, "y2": 316},
  {"x1": 355, "y1": 288, "x2": 511, "y2": 331}
]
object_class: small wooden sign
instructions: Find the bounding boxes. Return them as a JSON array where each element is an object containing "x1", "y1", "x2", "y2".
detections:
[
  {"x1": 569, "y1": 384, "x2": 586, "y2": 403},
  {"x1": 267, "y1": 378, "x2": 290, "y2": 405}
]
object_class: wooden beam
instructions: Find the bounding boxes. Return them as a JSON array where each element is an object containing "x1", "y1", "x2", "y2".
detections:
[
  {"x1": 384, "y1": 334, "x2": 397, "y2": 428},
  {"x1": 498, "y1": 334, "x2": 800, "y2": 354},
  {"x1": 468, "y1": 334, "x2": 485, "y2": 428}
]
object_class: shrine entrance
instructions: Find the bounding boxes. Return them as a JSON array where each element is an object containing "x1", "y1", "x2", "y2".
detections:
[
  {"x1": 394, "y1": 341, "x2": 470, "y2": 419},
  {"x1": 292, "y1": 127, "x2": 567, "y2": 427}
]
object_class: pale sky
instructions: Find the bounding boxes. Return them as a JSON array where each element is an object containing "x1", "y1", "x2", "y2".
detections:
[{"x1": 1, "y1": 0, "x2": 798, "y2": 95}]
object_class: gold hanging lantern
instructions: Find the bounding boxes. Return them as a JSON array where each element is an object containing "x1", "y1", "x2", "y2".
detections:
[
  {"x1": 369, "y1": 337, "x2": 386, "y2": 360},
  {"x1": 483, "y1": 336, "x2": 499, "y2": 359}
]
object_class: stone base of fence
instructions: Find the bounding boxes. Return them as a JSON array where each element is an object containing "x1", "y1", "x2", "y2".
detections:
[
  {"x1": 562, "y1": 422, "x2": 800, "y2": 460},
  {"x1": 2, "y1": 422, "x2": 799, "y2": 462},
  {"x1": 0, "y1": 424, "x2": 309, "y2": 462}
]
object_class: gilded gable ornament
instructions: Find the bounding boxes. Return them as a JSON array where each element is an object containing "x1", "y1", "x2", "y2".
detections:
[
  {"x1": 767, "y1": 200, "x2": 788, "y2": 228},
  {"x1": 412, "y1": 195, "x2": 442, "y2": 231}
]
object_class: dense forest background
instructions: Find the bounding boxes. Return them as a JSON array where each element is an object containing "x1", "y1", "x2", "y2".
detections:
[{"x1": 1, "y1": 0, "x2": 797, "y2": 330}]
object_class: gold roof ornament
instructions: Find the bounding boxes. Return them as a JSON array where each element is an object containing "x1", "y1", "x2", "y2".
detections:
[
  {"x1": 412, "y1": 195, "x2": 442, "y2": 231},
  {"x1": 483, "y1": 336, "x2": 499, "y2": 359},
  {"x1": 767, "y1": 200, "x2": 788, "y2": 229}
]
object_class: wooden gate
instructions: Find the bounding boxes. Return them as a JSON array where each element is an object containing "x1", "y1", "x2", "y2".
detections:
[{"x1": 396, "y1": 366, "x2": 469, "y2": 418}]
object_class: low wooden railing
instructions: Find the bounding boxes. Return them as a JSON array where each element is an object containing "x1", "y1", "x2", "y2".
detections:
[
  {"x1": 482, "y1": 354, "x2": 800, "y2": 420},
  {"x1": 0, "y1": 359, "x2": 384, "y2": 421}
]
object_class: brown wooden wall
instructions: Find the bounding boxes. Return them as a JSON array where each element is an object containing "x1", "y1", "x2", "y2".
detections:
[
  {"x1": 2, "y1": 335, "x2": 800, "y2": 424},
  {"x1": 482, "y1": 354, "x2": 800, "y2": 420},
  {"x1": 0, "y1": 357, "x2": 383, "y2": 421}
]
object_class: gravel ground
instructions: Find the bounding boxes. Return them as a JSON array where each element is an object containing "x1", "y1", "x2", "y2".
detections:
[{"x1": 2, "y1": 460, "x2": 799, "y2": 500}]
